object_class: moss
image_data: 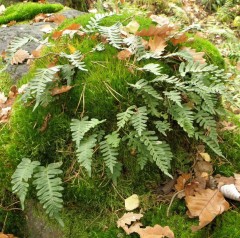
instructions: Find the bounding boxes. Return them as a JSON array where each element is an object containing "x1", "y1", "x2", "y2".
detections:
[
  {"x1": 0, "y1": 2, "x2": 63, "y2": 25},
  {"x1": 183, "y1": 35, "x2": 225, "y2": 69}
]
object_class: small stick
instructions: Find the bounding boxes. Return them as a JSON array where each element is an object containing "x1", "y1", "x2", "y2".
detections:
[{"x1": 167, "y1": 190, "x2": 184, "y2": 217}]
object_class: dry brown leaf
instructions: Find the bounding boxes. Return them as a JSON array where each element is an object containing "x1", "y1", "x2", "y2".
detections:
[
  {"x1": 175, "y1": 173, "x2": 192, "y2": 191},
  {"x1": 199, "y1": 152, "x2": 211, "y2": 162},
  {"x1": 33, "y1": 13, "x2": 46, "y2": 22},
  {"x1": 52, "y1": 30, "x2": 63, "y2": 40},
  {"x1": 185, "y1": 189, "x2": 229, "y2": 231},
  {"x1": 51, "y1": 86, "x2": 73, "y2": 96},
  {"x1": 194, "y1": 160, "x2": 213, "y2": 177},
  {"x1": 117, "y1": 212, "x2": 143, "y2": 234},
  {"x1": 170, "y1": 33, "x2": 188, "y2": 45},
  {"x1": 181, "y1": 47, "x2": 206, "y2": 64},
  {"x1": 1, "y1": 50, "x2": 7, "y2": 61},
  {"x1": 148, "y1": 36, "x2": 167, "y2": 53},
  {"x1": 39, "y1": 113, "x2": 51, "y2": 132},
  {"x1": 117, "y1": 49, "x2": 132, "y2": 60},
  {"x1": 7, "y1": 20, "x2": 16, "y2": 27},
  {"x1": 234, "y1": 173, "x2": 240, "y2": 192},
  {"x1": 45, "y1": 14, "x2": 66, "y2": 25},
  {"x1": 11, "y1": 49, "x2": 30, "y2": 65},
  {"x1": 220, "y1": 121, "x2": 237, "y2": 131},
  {"x1": 215, "y1": 175, "x2": 235, "y2": 188},
  {"x1": 136, "y1": 25, "x2": 176, "y2": 38},
  {"x1": 137, "y1": 224, "x2": 175, "y2": 238},
  {"x1": 64, "y1": 23, "x2": 81, "y2": 31},
  {"x1": 196, "y1": 144, "x2": 205, "y2": 153},
  {"x1": 0, "y1": 233, "x2": 16, "y2": 238}
]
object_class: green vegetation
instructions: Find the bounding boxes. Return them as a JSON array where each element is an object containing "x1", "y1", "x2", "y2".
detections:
[{"x1": 0, "y1": 2, "x2": 63, "y2": 24}]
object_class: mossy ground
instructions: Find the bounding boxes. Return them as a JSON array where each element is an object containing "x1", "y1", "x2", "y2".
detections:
[
  {"x1": 0, "y1": 2, "x2": 63, "y2": 25},
  {"x1": 0, "y1": 10, "x2": 240, "y2": 238}
]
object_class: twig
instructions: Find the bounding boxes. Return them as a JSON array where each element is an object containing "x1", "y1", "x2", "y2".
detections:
[
  {"x1": 167, "y1": 190, "x2": 184, "y2": 217},
  {"x1": 75, "y1": 83, "x2": 86, "y2": 115},
  {"x1": 112, "y1": 183, "x2": 125, "y2": 201},
  {"x1": 1, "y1": 212, "x2": 8, "y2": 233}
]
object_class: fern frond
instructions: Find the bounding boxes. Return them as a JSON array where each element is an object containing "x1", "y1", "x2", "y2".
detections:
[
  {"x1": 60, "y1": 51, "x2": 88, "y2": 71},
  {"x1": 138, "y1": 63, "x2": 162, "y2": 75},
  {"x1": 124, "y1": 36, "x2": 145, "y2": 59},
  {"x1": 140, "y1": 131, "x2": 173, "y2": 177},
  {"x1": 100, "y1": 135, "x2": 119, "y2": 173},
  {"x1": 71, "y1": 117, "x2": 106, "y2": 147},
  {"x1": 106, "y1": 162, "x2": 122, "y2": 185},
  {"x1": 131, "y1": 106, "x2": 148, "y2": 136},
  {"x1": 179, "y1": 62, "x2": 218, "y2": 77},
  {"x1": 27, "y1": 66, "x2": 62, "y2": 110},
  {"x1": 76, "y1": 134, "x2": 97, "y2": 176},
  {"x1": 142, "y1": 93, "x2": 161, "y2": 117},
  {"x1": 170, "y1": 104, "x2": 195, "y2": 137},
  {"x1": 154, "y1": 120, "x2": 172, "y2": 136},
  {"x1": 11, "y1": 158, "x2": 40, "y2": 209},
  {"x1": 99, "y1": 22, "x2": 123, "y2": 49},
  {"x1": 164, "y1": 50, "x2": 194, "y2": 62},
  {"x1": 117, "y1": 105, "x2": 136, "y2": 130},
  {"x1": 33, "y1": 162, "x2": 63, "y2": 225},
  {"x1": 164, "y1": 91, "x2": 182, "y2": 107}
]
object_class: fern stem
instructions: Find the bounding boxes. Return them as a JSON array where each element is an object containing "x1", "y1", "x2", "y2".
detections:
[{"x1": 75, "y1": 83, "x2": 86, "y2": 116}]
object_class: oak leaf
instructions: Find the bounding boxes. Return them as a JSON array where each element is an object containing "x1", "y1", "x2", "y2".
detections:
[
  {"x1": 52, "y1": 30, "x2": 63, "y2": 40},
  {"x1": 137, "y1": 224, "x2": 174, "y2": 238},
  {"x1": 51, "y1": 86, "x2": 73, "y2": 96},
  {"x1": 185, "y1": 189, "x2": 229, "y2": 231},
  {"x1": 148, "y1": 36, "x2": 167, "y2": 53},
  {"x1": 150, "y1": 15, "x2": 170, "y2": 26},
  {"x1": 11, "y1": 49, "x2": 30, "y2": 65},
  {"x1": 46, "y1": 14, "x2": 66, "y2": 25},
  {"x1": 181, "y1": 47, "x2": 206, "y2": 64},
  {"x1": 117, "y1": 49, "x2": 132, "y2": 60},
  {"x1": 214, "y1": 175, "x2": 235, "y2": 188},
  {"x1": 33, "y1": 13, "x2": 46, "y2": 22},
  {"x1": 117, "y1": 212, "x2": 143, "y2": 234},
  {"x1": 170, "y1": 33, "x2": 188, "y2": 45},
  {"x1": 136, "y1": 25, "x2": 176, "y2": 38}
]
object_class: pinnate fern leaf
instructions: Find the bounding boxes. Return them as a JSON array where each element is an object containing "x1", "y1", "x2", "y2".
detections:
[
  {"x1": 164, "y1": 91, "x2": 182, "y2": 107},
  {"x1": 155, "y1": 120, "x2": 172, "y2": 136},
  {"x1": 33, "y1": 162, "x2": 64, "y2": 225},
  {"x1": 138, "y1": 63, "x2": 162, "y2": 76},
  {"x1": 76, "y1": 134, "x2": 97, "y2": 176},
  {"x1": 117, "y1": 105, "x2": 135, "y2": 130},
  {"x1": 60, "y1": 51, "x2": 88, "y2": 71},
  {"x1": 71, "y1": 117, "x2": 106, "y2": 147},
  {"x1": 131, "y1": 106, "x2": 148, "y2": 136},
  {"x1": 11, "y1": 158, "x2": 40, "y2": 209}
]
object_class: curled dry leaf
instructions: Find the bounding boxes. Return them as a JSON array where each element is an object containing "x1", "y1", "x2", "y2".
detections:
[
  {"x1": 136, "y1": 25, "x2": 176, "y2": 38},
  {"x1": 125, "y1": 194, "x2": 140, "y2": 211},
  {"x1": 175, "y1": 173, "x2": 192, "y2": 192},
  {"x1": 170, "y1": 33, "x2": 188, "y2": 45},
  {"x1": 11, "y1": 49, "x2": 30, "y2": 65},
  {"x1": 117, "y1": 212, "x2": 143, "y2": 234},
  {"x1": 220, "y1": 184, "x2": 240, "y2": 202},
  {"x1": 51, "y1": 86, "x2": 73, "y2": 96},
  {"x1": 181, "y1": 47, "x2": 206, "y2": 64},
  {"x1": 194, "y1": 160, "x2": 213, "y2": 177},
  {"x1": 234, "y1": 173, "x2": 240, "y2": 192},
  {"x1": 117, "y1": 49, "x2": 132, "y2": 60},
  {"x1": 185, "y1": 189, "x2": 229, "y2": 231},
  {"x1": 34, "y1": 13, "x2": 46, "y2": 22},
  {"x1": 214, "y1": 174, "x2": 235, "y2": 188}
]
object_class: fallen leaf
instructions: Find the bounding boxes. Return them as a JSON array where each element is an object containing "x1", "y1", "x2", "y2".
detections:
[
  {"x1": 117, "y1": 212, "x2": 143, "y2": 234},
  {"x1": 214, "y1": 175, "x2": 235, "y2": 188},
  {"x1": 175, "y1": 173, "x2": 192, "y2": 191},
  {"x1": 234, "y1": 173, "x2": 240, "y2": 192},
  {"x1": 52, "y1": 30, "x2": 63, "y2": 40},
  {"x1": 148, "y1": 36, "x2": 167, "y2": 53},
  {"x1": 39, "y1": 113, "x2": 51, "y2": 132},
  {"x1": 220, "y1": 184, "x2": 240, "y2": 201},
  {"x1": 185, "y1": 181, "x2": 201, "y2": 197},
  {"x1": 181, "y1": 47, "x2": 206, "y2": 64},
  {"x1": 7, "y1": 20, "x2": 16, "y2": 27},
  {"x1": 46, "y1": 14, "x2": 66, "y2": 25},
  {"x1": 194, "y1": 160, "x2": 213, "y2": 177},
  {"x1": 11, "y1": 49, "x2": 30, "y2": 65},
  {"x1": 51, "y1": 85, "x2": 73, "y2": 96},
  {"x1": 150, "y1": 15, "x2": 170, "y2": 25},
  {"x1": 117, "y1": 49, "x2": 132, "y2": 60},
  {"x1": 34, "y1": 13, "x2": 46, "y2": 22},
  {"x1": 170, "y1": 33, "x2": 188, "y2": 45},
  {"x1": 1, "y1": 50, "x2": 7, "y2": 60},
  {"x1": 124, "y1": 20, "x2": 140, "y2": 34},
  {"x1": 137, "y1": 224, "x2": 174, "y2": 238},
  {"x1": 199, "y1": 152, "x2": 211, "y2": 162},
  {"x1": 185, "y1": 189, "x2": 229, "y2": 231},
  {"x1": 64, "y1": 23, "x2": 81, "y2": 31},
  {"x1": 220, "y1": 121, "x2": 237, "y2": 131},
  {"x1": 125, "y1": 194, "x2": 140, "y2": 211}
]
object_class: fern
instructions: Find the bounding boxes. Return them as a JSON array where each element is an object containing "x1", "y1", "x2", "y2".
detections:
[
  {"x1": 131, "y1": 106, "x2": 148, "y2": 136},
  {"x1": 60, "y1": 51, "x2": 88, "y2": 71},
  {"x1": 155, "y1": 120, "x2": 172, "y2": 136},
  {"x1": 76, "y1": 134, "x2": 98, "y2": 176},
  {"x1": 117, "y1": 105, "x2": 136, "y2": 130},
  {"x1": 100, "y1": 134, "x2": 119, "y2": 173},
  {"x1": 33, "y1": 162, "x2": 64, "y2": 226},
  {"x1": 26, "y1": 66, "x2": 62, "y2": 110},
  {"x1": 138, "y1": 63, "x2": 162, "y2": 76},
  {"x1": 164, "y1": 91, "x2": 183, "y2": 107},
  {"x1": 179, "y1": 62, "x2": 218, "y2": 77},
  {"x1": 170, "y1": 104, "x2": 195, "y2": 137},
  {"x1": 124, "y1": 36, "x2": 145, "y2": 60},
  {"x1": 11, "y1": 158, "x2": 40, "y2": 209},
  {"x1": 139, "y1": 131, "x2": 173, "y2": 177},
  {"x1": 71, "y1": 117, "x2": 106, "y2": 147},
  {"x1": 164, "y1": 50, "x2": 194, "y2": 62},
  {"x1": 99, "y1": 22, "x2": 123, "y2": 49}
]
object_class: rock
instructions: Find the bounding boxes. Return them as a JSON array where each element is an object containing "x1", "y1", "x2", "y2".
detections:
[{"x1": 0, "y1": 9, "x2": 84, "y2": 82}]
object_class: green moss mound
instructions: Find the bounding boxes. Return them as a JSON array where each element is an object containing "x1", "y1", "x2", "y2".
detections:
[{"x1": 0, "y1": 2, "x2": 63, "y2": 25}]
